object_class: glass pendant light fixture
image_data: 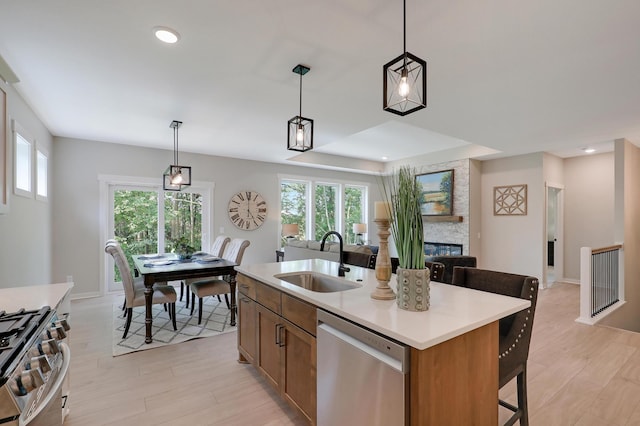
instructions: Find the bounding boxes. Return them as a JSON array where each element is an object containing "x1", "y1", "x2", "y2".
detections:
[
  {"x1": 163, "y1": 120, "x2": 191, "y2": 191},
  {"x1": 383, "y1": 0, "x2": 427, "y2": 116},
  {"x1": 287, "y1": 64, "x2": 313, "y2": 152}
]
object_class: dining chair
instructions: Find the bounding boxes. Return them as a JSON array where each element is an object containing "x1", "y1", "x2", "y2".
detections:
[
  {"x1": 181, "y1": 235, "x2": 231, "y2": 307},
  {"x1": 424, "y1": 261, "x2": 445, "y2": 282},
  {"x1": 105, "y1": 243, "x2": 178, "y2": 338},
  {"x1": 189, "y1": 238, "x2": 250, "y2": 325},
  {"x1": 450, "y1": 266, "x2": 539, "y2": 426}
]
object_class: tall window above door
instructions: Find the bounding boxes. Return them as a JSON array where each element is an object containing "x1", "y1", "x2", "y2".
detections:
[{"x1": 279, "y1": 175, "x2": 368, "y2": 245}]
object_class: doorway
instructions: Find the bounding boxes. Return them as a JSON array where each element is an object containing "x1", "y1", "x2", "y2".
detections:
[
  {"x1": 545, "y1": 184, "x2": 564, "y2": 286},
  {"x1": 99, "y1": 175, "x2": 213, "y2": 295}
]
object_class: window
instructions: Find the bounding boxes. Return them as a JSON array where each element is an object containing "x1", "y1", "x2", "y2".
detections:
[
  {"x1": 13, "y1": 122, "x2": 32, "y2": 197},
  {"x1": 280, "y1": 175, "x2": 368, "y2": 245},
  {"x1": 100, "y1": 175, "x2": 213, "y2": 293},
  {"x1": 36, "y1": 147, "x2": 48, "y2": 200}
]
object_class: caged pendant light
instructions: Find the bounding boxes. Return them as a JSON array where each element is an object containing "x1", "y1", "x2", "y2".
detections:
[
  {"x1": 163, "y1": 120, "x2": 191, "y2": 191},
  {"x1": 383, "y1": 0, "x2": 427, "y2": 116},
  {"x1": 287, "y1": 64, "x2": 313, "y2": 152}
]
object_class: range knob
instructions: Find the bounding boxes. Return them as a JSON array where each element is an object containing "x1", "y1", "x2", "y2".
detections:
[
  {"x1": 26, "y1": 355, "x2": 52, "y2": 374},
  {"x1": 29, "y1": 339, "x2": 60, "y2": 357},
  {"x1": 9, "y1": 369, "x2": 45, "y2": 396},
  {"x1": 42, "y1": 325, "x2": 66, "y2": 340},
  {"x1": 41, "y1": 339, "x2": 60, "y2": 355},
  {"x1": 55, "y1": 318, "x2": 70, "y2": 331}
]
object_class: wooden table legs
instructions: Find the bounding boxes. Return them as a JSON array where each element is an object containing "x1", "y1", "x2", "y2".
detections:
[{"x1": 143, "y1": 276, "x2": 154, "y2": 344}]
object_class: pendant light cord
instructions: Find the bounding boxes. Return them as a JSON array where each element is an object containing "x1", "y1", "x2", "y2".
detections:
[
  {"x1": 174, "y1": 125, "x2": 178, "y2": 166},
  {"x1": 299, "y1": 71, "x2": 303, "y2": 119},
  {"x1": 403, "y1": 0, "x2": 407, "y2": 68}
]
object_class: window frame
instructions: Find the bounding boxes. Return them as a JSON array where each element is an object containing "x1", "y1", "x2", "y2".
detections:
[
  {"x1": 278, "y1": 174, "x2": 369, "y2": 245},
  {"x1": 98, "y1": 174, "x2": 214, "y2": 295}
]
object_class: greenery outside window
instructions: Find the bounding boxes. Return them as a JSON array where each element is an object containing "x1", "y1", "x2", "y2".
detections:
[{"x1": 280, "y1": 175, "x2": 368, "y2": 246}]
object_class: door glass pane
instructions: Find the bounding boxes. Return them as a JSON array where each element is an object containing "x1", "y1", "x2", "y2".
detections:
[
  {"x1": 281, "y1": 181, "x2": 308, "y2": 245},
  {"x1": 345, "y1": 186, "x2": 365, "y2": 244},
  {"x1": 315, "y1": 183, "x2": 338, "y2": 240},
  {"x1": 164, "y1": 191, "x2": 203, "y2": 254},
  {"x1": 113, "y1": 189, "x2": 159, "y2": 280}
]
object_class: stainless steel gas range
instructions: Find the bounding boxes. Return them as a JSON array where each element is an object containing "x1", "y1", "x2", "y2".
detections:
[{"x1": 0, "y1": 306, "x2": 70, "y2": 426}]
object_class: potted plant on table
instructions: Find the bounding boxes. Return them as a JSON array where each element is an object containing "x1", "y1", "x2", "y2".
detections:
[{"x1": 380, "y1": 165, "x2": 429, "y2": 311}]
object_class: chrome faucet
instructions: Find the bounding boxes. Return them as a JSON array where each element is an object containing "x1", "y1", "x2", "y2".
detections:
[{"x1": 320, "y1": 231, "x2": 351, "y2": 277}]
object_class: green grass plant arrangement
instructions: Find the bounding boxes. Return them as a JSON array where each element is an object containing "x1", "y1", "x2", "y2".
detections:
[{"x1": 380, "y1": 166, "x2": 425, "y2": 270}]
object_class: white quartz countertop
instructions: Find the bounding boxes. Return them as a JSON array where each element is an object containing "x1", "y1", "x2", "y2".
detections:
[
  {"x1": 0, "y1": 282, "x2": 74, "y2": 312},
  {"x1": 236, "y1": 260, "x2": 530, "y2": 350}
]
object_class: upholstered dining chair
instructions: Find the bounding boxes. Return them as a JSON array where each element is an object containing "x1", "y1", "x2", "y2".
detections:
[
  {"x1": 105, "y1": 242, "x2": 178, "y2": 339},
  {"x1": 189, "y1": 238, "x2": 250, "y2": 325},
  {"x1": 424, "y1": 261, "x2": 445, "y2": 282},
  {"x1": 450, "y1": 266, "x2": 539, "y2": 426},
  {"x1": 181, "y1": 235, "x2": 231, "y2": 307}
]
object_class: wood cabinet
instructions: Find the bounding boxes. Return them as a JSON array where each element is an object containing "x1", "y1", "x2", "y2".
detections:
[{"x1": 237, "y1": 273, "x2": 316, "y2": 424}]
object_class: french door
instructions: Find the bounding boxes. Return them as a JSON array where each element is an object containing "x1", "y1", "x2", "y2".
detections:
[{"x1": 101, "y1": 176, "x2": 213, "y2": 294}]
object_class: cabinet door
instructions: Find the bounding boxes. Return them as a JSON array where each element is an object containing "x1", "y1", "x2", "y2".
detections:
[
  {"x1": 281, "y1": 319, "x2": 317, "y2": 423},
  {"x1": 256, "y1": 305, "x2": 281, "y2": 389},
  {"x1": 238, "y1": 294, "x2": 256, "y2": 364}
]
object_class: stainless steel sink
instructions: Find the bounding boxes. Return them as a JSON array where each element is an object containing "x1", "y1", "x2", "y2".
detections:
[{"x1": 274, "y1": 272, "x2": 361, "y2": 293}]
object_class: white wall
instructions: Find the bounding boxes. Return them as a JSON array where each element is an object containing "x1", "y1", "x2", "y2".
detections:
[
  {"x1": 51, "y1": 137, "x2": 380, "y2": 297},
  {"x1": 480, "y1": 153, "x2": 544, "y2": 279},
  {"x1": 0, "y1": 81, "x2": 53, "y2": 288},
  {"x1": 601, "y1": 140, "x2": 640, "y2": 332},
  {"x1": 562, "y1": 152, "x2": 615, "y2": 280}
]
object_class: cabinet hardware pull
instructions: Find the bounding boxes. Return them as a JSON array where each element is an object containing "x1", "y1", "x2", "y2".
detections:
[
  {"x1": 278, "y1": 324, "x2": 285, "y2": 347},
  {"x1": 275, "y1": 324, "x2": 281, "y2": 345},
  {"x1": 240, "y1": 297, "x2": 249, "y2": 304},
  {"x1": 240, "y1": 284, "x2": 249, "y2": 290}
]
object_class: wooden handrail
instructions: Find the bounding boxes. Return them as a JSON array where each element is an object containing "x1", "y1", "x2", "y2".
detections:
[{"x1": 592, "y1": 244, "x2": 623, "y2": 255}]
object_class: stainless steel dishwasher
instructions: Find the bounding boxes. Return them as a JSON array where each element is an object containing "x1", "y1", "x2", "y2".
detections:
[{"x1": 317, "y1": 309, "x2": 410, "y2": 426}]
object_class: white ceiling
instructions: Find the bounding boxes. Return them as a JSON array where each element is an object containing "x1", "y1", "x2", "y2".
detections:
[{"x1": 1, "y1": 0, "x2": 639, "y2": 173}]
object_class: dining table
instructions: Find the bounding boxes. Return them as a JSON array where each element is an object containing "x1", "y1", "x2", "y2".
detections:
[{"x1": 132, "y1": 253, "x2": 238, "y2": 344}]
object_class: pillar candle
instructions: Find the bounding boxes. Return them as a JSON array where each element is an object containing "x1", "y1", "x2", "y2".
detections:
[{"x1": 375, "y1": 201, "x2": 391, "y2": 220}]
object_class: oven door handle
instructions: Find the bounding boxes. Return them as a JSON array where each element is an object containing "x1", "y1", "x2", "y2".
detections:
[{"x1": 20, "y1": 342, "x2": 70, "y2": 425}]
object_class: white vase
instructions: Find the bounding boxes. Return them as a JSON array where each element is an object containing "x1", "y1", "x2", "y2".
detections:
[{"x1": 396, "y1": 268, "x2": 430, "y2": 311}]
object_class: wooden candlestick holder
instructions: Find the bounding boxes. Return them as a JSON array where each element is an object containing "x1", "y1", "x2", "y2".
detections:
[{"x1": 371, "y1": 218, "x2": 396, "y2": 300}]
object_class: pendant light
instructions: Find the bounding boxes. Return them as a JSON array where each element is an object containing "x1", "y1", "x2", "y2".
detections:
[
  {"x1": 383, "y1": 0, "x2": 427, "y2": 116},
  {"x1": 163, "y1": 120, "x2": 191, "y2": 191},
  {"x1": 287, "y1": 64, "x2": 313, "y2": 152}
]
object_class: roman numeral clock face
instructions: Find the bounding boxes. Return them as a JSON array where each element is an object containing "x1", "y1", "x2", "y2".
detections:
[{"x1": 228, "y1": 191, "x2": 267, "y2": 230}]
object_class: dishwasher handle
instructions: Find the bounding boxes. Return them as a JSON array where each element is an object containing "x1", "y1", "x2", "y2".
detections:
[{"x1": 318, "y1": 322, "x2": 406, "y2": 373}]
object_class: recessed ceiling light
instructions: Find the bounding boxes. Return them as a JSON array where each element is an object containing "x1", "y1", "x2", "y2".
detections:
[
  {"x1": 381, "y1": 156, "x2": 388, "y2": 160},
  {"x1": 582, "y1": 147, "x2": 596, "y2": 154},
  {"x1": 154, "y1": 27, "x2": 180, "y2": 44}
]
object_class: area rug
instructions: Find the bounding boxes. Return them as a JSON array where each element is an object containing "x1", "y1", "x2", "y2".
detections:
[{"x1": 112, "y1": 296, "x2": 236, "y2": 356}]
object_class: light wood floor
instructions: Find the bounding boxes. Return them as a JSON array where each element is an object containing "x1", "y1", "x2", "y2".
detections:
[{"x1": 65, "y1": 282, "x2": 640, "y2": 425}]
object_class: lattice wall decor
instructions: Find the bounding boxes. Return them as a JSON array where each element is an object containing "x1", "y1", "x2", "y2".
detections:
[{"x1": 494, "y1": 184, "x2": 527, "y2": 215}]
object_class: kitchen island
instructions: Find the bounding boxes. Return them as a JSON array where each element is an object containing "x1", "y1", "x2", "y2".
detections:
[{"x1": 235, "y1": 259, "x2": 530, "y2": 425}]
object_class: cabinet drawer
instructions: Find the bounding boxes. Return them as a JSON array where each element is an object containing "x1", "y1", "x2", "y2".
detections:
[
  {"x1": 237, "y1": 273, "x2": 257, "y2": 300},
  {"x1": 256, "y1": 282, "x2": 281, "y2": 314},
  {"x1": 282, "y1": 294, "x2": 316, "y2": 336}
]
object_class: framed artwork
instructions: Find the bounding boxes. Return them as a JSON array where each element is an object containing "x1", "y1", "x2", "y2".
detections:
[
  {"x1": 0, "y1": 86, "x2": 7, "y2": 214},
  {"x1": 494, "y1": 184, "x2": 527, "y2": 215},
  {"x1": 416, "y1": 169, "x2": 454, "y2": 216}
]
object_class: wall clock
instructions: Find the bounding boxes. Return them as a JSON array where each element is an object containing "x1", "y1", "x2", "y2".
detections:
[{"x1": 228, "y1": 190, "x2": 267, "y2": 230}]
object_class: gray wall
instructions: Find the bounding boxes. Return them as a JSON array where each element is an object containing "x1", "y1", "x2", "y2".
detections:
[
  {"x1": 562, "y1": 152, "x2": 615, "y2": 280},
  {"x1": 51, "y1": 137, "x2": 380, "y2": 297},
  {"x1": 0, "y1": 81, "x2": 53, "y2": 288}
]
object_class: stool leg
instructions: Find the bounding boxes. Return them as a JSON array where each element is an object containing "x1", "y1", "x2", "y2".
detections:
[{"x1": 198, "y1": 297, "x2": 203, "y2": 325}]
